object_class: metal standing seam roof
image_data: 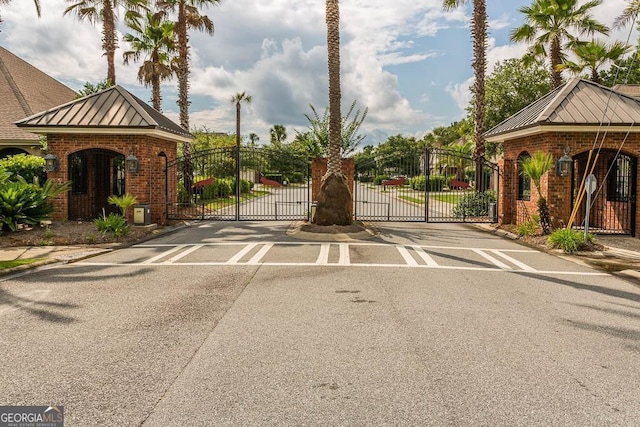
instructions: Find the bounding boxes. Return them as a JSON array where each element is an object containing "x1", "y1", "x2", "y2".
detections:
[
  {"x1": 483, "y1": 77, "x2": 640, "y2": 142},
  {"x1": 15, "y1": 85, "x2": 193, "y2": 142}
]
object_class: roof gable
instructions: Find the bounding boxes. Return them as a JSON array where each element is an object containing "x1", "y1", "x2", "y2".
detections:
[
  {"x1": 0, "y1": 46, "x2": 77, "y2": 142},
  {"x1": 15, "y1": 85, "x2": 193, "y2": 143},
  {"x1": 484, "y1": 78, "x2": 640, "y2": 142}
]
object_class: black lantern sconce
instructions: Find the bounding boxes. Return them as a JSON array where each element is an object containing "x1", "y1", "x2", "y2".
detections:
[
  {"x1": 126, "y1": 151, "x2": 139, "y2": 173},
  {"x1": 556, "y1": 146, "x2": 572, "y2": 177},
  {"x1": 44, "y1": 153, "x2": 59, "y2": 172}
]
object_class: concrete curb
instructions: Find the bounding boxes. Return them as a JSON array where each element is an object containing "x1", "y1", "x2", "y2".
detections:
[{"x1": 286, "y1": 220, "x2": 379, "y2": 242}]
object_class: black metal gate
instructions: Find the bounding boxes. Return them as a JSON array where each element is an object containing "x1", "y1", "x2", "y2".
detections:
[
  {"x1": 353, "y1": 147, "x2": 499, "y2": 222},
  {"x1": 165, "y1": 146, "x2": 312, "y2": 221},
  {"x1": 572, "y1": 150, "x2": 637, "y2": 235}
]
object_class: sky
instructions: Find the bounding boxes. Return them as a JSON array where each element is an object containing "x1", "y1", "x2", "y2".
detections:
[{"x1": 0, "y1": 0, "x2": 636, "y2": 147}]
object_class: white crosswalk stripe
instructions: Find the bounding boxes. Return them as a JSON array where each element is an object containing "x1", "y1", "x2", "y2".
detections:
[{"x1": 76, "y1": 241, "x2": 609, "y2": 277}]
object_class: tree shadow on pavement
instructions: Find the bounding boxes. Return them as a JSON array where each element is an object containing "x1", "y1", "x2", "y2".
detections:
[
  {"x1": 515, "y1": 271, "x2": 640, "y2": 303},
  {"x1": 0, "y1": 288, "x2": 79, "y2": 324}
]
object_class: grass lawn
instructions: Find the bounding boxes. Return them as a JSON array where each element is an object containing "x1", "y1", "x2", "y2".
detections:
[
  {"x1": 398, "y1": 192, "x2": 464, "y2": 205},
  {"x1": 205, "y1": 190, "x2": 270, "y2": 209},
  {"x1": 0, "y1": 258, "x2": 45, "y2": 270}
]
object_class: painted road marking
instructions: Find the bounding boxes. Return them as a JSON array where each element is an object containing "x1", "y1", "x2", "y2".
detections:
[{"x1": 73, "y1": 241, "x2": 608, "y2": 277}]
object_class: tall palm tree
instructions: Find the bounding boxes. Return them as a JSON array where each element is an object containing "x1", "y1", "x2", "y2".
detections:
[
  {"x1": 557, "y1": 39, "x2": 631, "y2": 84},
  {"x1": 248, "y1": 133, "x2": 259, "y2": 146},
  {"x1": 231, "y1": 91, "x2": 252, "y2": 148},
  {"x1": 313, "y1": 0, "x2": 351, "y2": 226},
  {"x1": 123, "y1": 11, "x2": 177, "y2": 111},
  {"x1": 156, "y1": 0, "x2": 218, "y2": 131},
  {"x1": 614, "y1": 0, "x2": 640, "y2": 29},
  {"x1": 64, "y1": 0, "x2": 149, "y2": 85},
  {"x1": 510, "y1": 0, "x2": 608, "y2": 88},
  {"x1": 0, "y1": 0, "x2": 40, "y2": 30},
  {"x1": 520, "y1": 151, "x2": 554, "y2": 234},
  {"x1": 269, "y1": 125, "x2": 287, "y2": 147},
  {"x1": 442, "y1": 0, "x2": 487, "y2": 160},
  {"x1": 157, "y1": 0, "x2": 219, "y2": 194}
]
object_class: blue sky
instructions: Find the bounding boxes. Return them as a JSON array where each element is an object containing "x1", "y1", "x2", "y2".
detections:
[{"x1": 0, "y1": 0, "x2": 635, "y2": 146}]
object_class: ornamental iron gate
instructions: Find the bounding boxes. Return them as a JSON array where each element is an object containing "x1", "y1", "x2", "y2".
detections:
[
  {"x1": 165, "y1": 146, "x2": 499, "y2": 223},
  {"x1": 353, "y1": 147, "x2": 499, "y2": 222},
  {"x1": 572, "y1": 150, "x2": 637, "y2": 235},
  {"x1": 165, "y1": 146, "x2": 312, "y2": 221}
]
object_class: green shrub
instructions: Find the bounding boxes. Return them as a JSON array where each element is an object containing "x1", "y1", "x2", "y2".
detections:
[
  {"x1": 289, "y1": 172, "x2": 305, "y2": 184},
  {"x1": 409, "y1": 175, "x2": 446, "y2": 191},
  {"x1": 452, "y1": 190, "x2": 496, "y2": 218},
  {"x1": 94, "y1": 213, "x2": 129, "y2": 237},
  {"x1": 358, "y1": 175, "x2": 373, "y2": 183},
  {"x1": 0, "y1": 178, "x2": 70, "y2": 231},
  {"x1": 0, "y1": 154, "x2": 46, "y2": 184},
  {"x1": 177, "y1": 186, "x2": 190, "y2": 204},
  {"x1": 516, "y1": 216, "x2": 540, "y2": 237},
  {"x1": 202, "y1": 178, "x2": 233, "y2": 199},
  {"x1": 547, "y1": 228, "x2": 594, "y2": 254},
  {"x1": 373, "y1": 175, "x2": 390, "y2": 185}
]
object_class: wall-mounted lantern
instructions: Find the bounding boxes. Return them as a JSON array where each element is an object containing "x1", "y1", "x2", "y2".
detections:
[
  {"x1": 44, "y1": 153, "x2": 59, "y2": 172},
  {"x1": 126, "y1": 152, "x2": 139, "y2": 173},
  {"x1": 556, "y1": 146, "x2": 572, "y2": 177}
]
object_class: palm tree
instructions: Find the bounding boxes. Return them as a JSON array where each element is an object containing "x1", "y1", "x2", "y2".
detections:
[
  {"x1": 156, "y1": 0, "x2": 218, "y2": 131},
  {"x1": 157, "y1": 0, "x2": 219, "y2": 194},
  {"x1": 313, "y1": 0, "x2": 351, "y2": 226},
  {"x1": 269, "y1": 125, "x2": 287, "y2": 147},
  {"x1": 557, "y1": 39, "x2": 631, "y2": 84},
  {"x1": 0, "y1": 0, "x2": 40, "y2": 30},
  {"x1": 614, "y1": 0, "x2": 640, "y2": 29},
  {"x1": 248, "y1": 133, "x2": 259, "y2": 146},
  {"x1": 64, "y1": 0, "x2": 148, "y2": 85},
  {"x1": 123, "y1": 11, "x2": 177, "y2": 111},
  {"x1": 520, "y1": 151, "x2": 554, "y2": 234},
  {"x1": 231, "y1": 91, "x2": 252, "y2": 148},
  {"x1": 510, "y1": 0, "x2": 608, "y2": 88},
  {"x1": 442, "y1": 0, "x2": 487, "y2": 161}
]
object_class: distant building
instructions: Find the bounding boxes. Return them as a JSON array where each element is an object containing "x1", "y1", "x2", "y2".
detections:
[{"x1": 0, "y1": 46, "x2": 76, "y2": 158}]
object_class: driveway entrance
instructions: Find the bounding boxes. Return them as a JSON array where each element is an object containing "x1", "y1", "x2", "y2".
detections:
[{"x1": 165, "y1": 147, "x2": 499, "y2": 223}]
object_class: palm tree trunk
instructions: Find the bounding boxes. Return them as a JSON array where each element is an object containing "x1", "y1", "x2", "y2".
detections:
[
  {"x1": 551, "y1": 37, "x2": 563, "y2": 88},
  {"x1": 102, "y1": 0, "x2": 117, "y2": 85},
  {"x1": 471, "y1": 0, "x2": 486, "y2": 160},
  {"x1": 176, "y1": 0, "x2": 193, "y2": 193},
  {"x1": 152, "y1": 75, "x2": 162, "y2": 111},
  {"x1": 313, "y1": 0, "x2": 352, "y2": 226}
]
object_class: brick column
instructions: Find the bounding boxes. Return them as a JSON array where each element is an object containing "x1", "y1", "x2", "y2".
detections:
[{"x1": 311, "y1": 158, "x2": 354, "y2": 202}]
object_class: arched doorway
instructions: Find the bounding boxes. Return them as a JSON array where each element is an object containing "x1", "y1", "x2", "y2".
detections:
[
  {"x1": 68, "y1": 149, "x2": 125, "y2": 220},
  {"x1": 0, "y1": 147, "x2": 28, "y2": 159},
  {"x1": 573, "y1": 149, "x2": 637, "y2": 235}
]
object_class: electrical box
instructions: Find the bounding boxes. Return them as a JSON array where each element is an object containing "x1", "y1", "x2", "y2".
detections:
[{"x1": 133, "y1": 204, "x2": 151, "y2": 225}]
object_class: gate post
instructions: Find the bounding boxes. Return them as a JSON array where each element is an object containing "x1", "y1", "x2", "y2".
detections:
[
  {"x1": 235, "y1": 145, "x2": 240, "y2": 221},
  {"x1": 425, "y1": 148, "x2": 430, "y2": 222}
]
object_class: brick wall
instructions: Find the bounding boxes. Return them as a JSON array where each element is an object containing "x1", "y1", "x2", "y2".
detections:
[
  {"x1": 311, "y1": 158, "x2": 355, "y2": 202},
  {"x1": 45, "y1": 133, "x2": 178, "y2": 224},
  {"x1": 501, "y1": 131, "x2": 640, "y2": 236}
]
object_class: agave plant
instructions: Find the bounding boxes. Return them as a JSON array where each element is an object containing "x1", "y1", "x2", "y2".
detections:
[{"x1": 0, "y1": 178, "x2": 70, "y2": 231}]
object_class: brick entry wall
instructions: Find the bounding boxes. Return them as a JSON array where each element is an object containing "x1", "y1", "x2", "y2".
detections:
[
  {"x1": 500, "y1": 131, "x2": 640, "y2": 237},
  {"x1": 45, "y1": 133, "x2": 178, "y2": 224},
  {"x1": 311, "y1": 158, "x2": 355, "y2": 202}
]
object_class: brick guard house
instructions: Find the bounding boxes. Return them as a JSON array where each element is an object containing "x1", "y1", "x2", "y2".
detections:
[
  {"x1": 15, "y1": 85, "x2": 193, "y2": 225},
  {"x1": 484, "y1": 77, "x2": 640, "y2": 237}
]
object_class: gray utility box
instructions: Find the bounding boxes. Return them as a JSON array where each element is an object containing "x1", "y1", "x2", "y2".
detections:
[{"x1": 133, "y1": 204, "x2": 151, "y2": 225}]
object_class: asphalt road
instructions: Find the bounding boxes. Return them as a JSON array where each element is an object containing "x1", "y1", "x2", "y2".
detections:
[{"x1": 1, "y1": 222, "x2": 639, "y2": 426}]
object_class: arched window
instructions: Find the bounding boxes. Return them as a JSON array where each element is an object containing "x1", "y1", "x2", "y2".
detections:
[{"x1": 518, "y1": 152, "x2": 531, "y2": 201}]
